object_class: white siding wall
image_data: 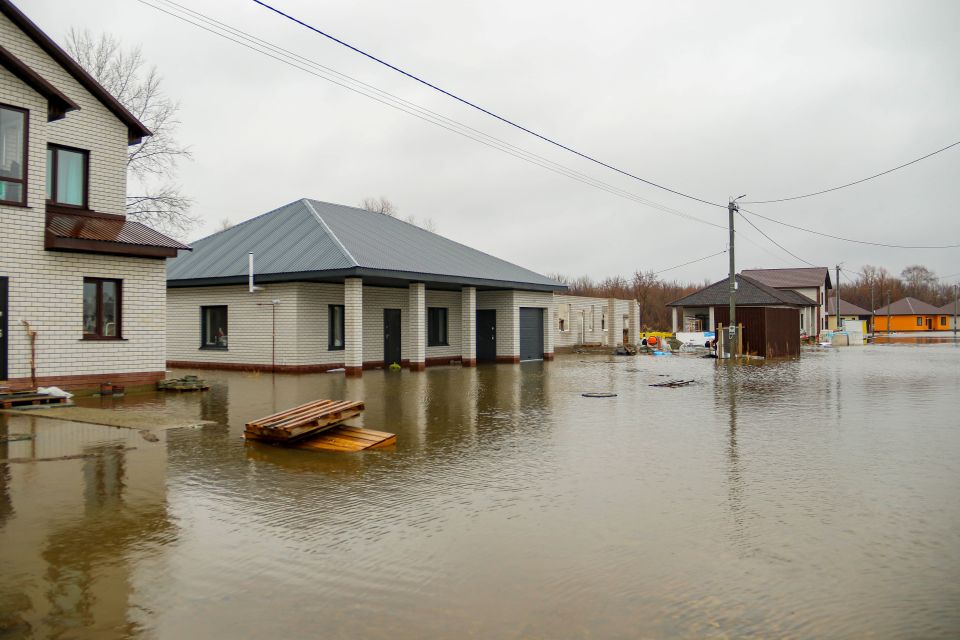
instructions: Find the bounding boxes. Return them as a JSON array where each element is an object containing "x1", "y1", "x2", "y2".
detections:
[
  {"x1": 0, "y1": 14, "x2": 165, "y2": 384},
  {"x1": 167, "y1": 283, "x2": 475, "y2": 367}
]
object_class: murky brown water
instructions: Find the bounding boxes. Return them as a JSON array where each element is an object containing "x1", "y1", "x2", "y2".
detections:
[{"x1": 2, "y1": 343, "x2": 959, "y2": 638}]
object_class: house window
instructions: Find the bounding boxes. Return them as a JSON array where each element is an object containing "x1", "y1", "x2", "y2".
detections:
[
  {"x1": 601, "y1": 309, "x2": 607, "y2": 331},
  {"x1": 0, "y1": 105, "x2": 27, "y2": 206},
  {"x1": 83, "y1": 278, "x2": 121, "y2": 339},
  {"x1": 428, "y1": 307, "x2": 448, "y2": 346},
  {"x1": 328, "y1": 304, "x2": 344, "y2": 350},
  {"x1": 940, "y1": 316, "x2": 947, "y2": 327},
  {"x1": 916, "y1": 316, "x2": 923, "y2": 327},
  {"x1": 47, "y1": 144, "x2": 88, "y2": 208},
  {"x1": 558, "y1": 303, "x2": 570, "y2": 332},
  {"x1": 201, "y1": 306, "x2": 228, "y2": 349}
]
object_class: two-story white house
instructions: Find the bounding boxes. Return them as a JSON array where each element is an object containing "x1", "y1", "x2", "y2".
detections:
[
  {"x1": 0, "y1": 0, "x2": 188, "y2": 390},
  {"x1": 740, "y1": 267, "x2": 832, "y2": 336}
]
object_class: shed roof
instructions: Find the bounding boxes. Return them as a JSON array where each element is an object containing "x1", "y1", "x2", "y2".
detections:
[
  {"x1": 740, "y1": 267, "x2": 832, "y2": 290},
  {"x1": 826, "y1": 297, "x2": 872, "y2": 316},
  {"x1": 667, "y1": 274, "x2": 815, "y2": 307},
  {"x1": 873, "y1": 296, "x2": 944, "y2": 316},
  {"x1": 0, "y1": 0, "x2": 151, "y2": 144},
  {"x1": 167, "y1": 199, "x2": 566, "y2": 291}
]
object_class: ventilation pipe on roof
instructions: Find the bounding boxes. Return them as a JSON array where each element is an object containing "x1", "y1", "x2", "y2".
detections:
[{"x1": 249, "y1": 252, "x2": 263, "y2": 293}]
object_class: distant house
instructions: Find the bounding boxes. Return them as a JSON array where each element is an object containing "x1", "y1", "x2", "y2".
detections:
[
  {"x1": 666, "y1": 274, "x2": 810, "y2": 357},
  {"x1": 740, "y1": 267, "x2": 832, "y2": 335},
  {"x1": 166, "y1": 199, "x2": 588, "y2": 375},
  {"x1": 0, "y1": 0, "x2": 189, "y2": 390},
  {"x1": 825, "y1": 297, "x2": 873, "y2": 332},
  {"x1": 937, "y1": 301, "x2": 958, "y2": 331},
  {"x1": 872, "y1": 297, "x2": 944, "y2": 332}
]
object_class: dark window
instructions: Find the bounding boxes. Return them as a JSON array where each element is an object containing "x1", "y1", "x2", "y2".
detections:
[
  {"x1": 47, "y1": 144, "x2": 88, "y2": 208},
  {"x1": 0, "y1": 105, "x2": 27, "y2": 206},
  {"x1": 328, "y1": 304, "x2": 345, "y2": 350},
  {"x1": 201, "y1": 306, "x2": 228, "y2": 349},
  {"x1": 83, "y1": 278, "x2": 121, "y2": 339},
  {"x1": 916, "y1": 316, "x2": 923, "y2": 327},
  {"x1": 940, "y1": 316, "x2": 947, "y2": 326},
  {"x1": 428, "y1": 307, "x2": 448, "y2": 346}
]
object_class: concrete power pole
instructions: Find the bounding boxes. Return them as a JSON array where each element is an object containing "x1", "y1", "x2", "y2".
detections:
[{"x1": 728, "y1": 195, "x2": 746, "y2": 357}]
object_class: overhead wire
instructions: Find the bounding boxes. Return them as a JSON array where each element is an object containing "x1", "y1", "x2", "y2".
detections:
[
  {"x1": 736, "y1": 211, "x2": 818, "y2": 267},
  {"x1": 743, "y1": 140, "x2": 960, "y2": 204},
  {"x1": 739, "y1": 207, "x2": 960, "y2": 249},
  {"x1": 249, "y1": 0, "x2": 725, "y2": 209},
  {"x1": 138, "y1": 0, "x2": 726, "y2": 231},
  {"x1": 651, "y1": 249, "x2": 727, "y2": 276}
]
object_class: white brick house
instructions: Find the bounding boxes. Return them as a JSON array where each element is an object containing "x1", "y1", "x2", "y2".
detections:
[
  {"x1": 166, "y1": 199, "x2": 568, "y2": 375},
  {"x1": 554, "y1": 294, "x2": 639, "y2": 350},
  {"x1": 0, "y1": 0, "x2": 188, "y2": 390}
]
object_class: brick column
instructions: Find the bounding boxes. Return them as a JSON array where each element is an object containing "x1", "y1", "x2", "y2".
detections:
[
  {"x1": 344, "y1": 277, "x2": 363, "y2": 376},
  {"x1": 606, "y1": 298, "x2": 620, "y2": 347},
  {"x1": 461, "y1": 286, "x2": 476, "y2": 366},
  {"x1": 408, "y1": 282, "x2": 426, "y2": 371},
  {"x1": 543, "y1": 305, "x2": 555, "y2": 360},
  {"x1": 628, "y1": 300, "x2": 639, "y2": 346}
]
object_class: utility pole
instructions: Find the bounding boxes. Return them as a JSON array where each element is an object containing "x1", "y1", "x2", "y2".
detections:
[
  {"x1": 886, "y1": 291, "x2": 892, "y2": 334},
  {"x1": 954, "y1": 284, "x2": 958, "y2": 337},
  {"x1": 835, "y1": 265, "x2": 841, "y2": 331},
  {"x1": 727, "y1": 195, "x2": 746, "y2": 357},
  {"x1": 870, "y1": 283, "x2": 875, "y2": 336}
]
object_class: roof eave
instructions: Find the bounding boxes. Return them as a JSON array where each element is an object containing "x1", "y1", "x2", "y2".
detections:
[
  {"x1": 167, "y1": 267, "x2": 568, "y2": 292},
  {"x1": 0, "y1": 0, "x2": 151, "y2": 144}
]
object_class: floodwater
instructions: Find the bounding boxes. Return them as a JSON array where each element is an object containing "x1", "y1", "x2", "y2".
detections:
[{"x1": 2, "y1": 343, "x2": 959, "y2": 639}]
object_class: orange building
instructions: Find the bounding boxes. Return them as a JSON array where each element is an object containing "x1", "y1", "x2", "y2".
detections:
[{"x1": 873, "y1": 297, "x2": 945, "y2": 332}]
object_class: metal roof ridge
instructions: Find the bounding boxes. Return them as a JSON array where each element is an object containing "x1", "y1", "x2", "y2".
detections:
[{"x1": 303, "y1": 198, "x2": 358, "y2": 267}]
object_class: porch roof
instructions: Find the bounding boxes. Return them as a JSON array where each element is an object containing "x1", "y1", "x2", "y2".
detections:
[{"x1": 167, "y1": 199, "x2": 566, "y2": 292}]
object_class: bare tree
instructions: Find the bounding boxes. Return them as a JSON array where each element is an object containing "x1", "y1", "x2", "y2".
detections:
[
  {"x1": 900, "y1": 264, "x2": 937, "y2": 298},
  {"x1": 65, "y1": 29, "x2": 196, "y2": 236},
  {"x1": 359, "y1": 196, "x2": 398, "y2": 216}
]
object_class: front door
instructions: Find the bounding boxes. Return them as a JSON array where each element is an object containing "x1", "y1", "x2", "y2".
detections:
[
  {"x1": 0, "y1": 277, "x2": 7, "y2": 380},
  {"x1": 476, "y1": 309, "x2": 497, "y2": 363},
  {"x1": 384, "y1": 309, "x2": 402, "y2": 367},
  {"x1": 926, "y1": 317, "x2": 932, "y2": 330}
]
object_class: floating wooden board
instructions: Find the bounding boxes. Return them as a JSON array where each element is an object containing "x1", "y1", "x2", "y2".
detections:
[
  {"x1": 291, "y1": 425, "x2": 396, "y2": 452},
  {"x1": 0, "y1": 392, "x2": 70, "y2": 409},
  {"x1": 244, "y1": 399, "x2": 365, "y2": 442}
]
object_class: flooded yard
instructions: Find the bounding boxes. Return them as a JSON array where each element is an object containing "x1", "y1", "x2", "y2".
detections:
[{"x1": 2, "y1": 343, "x2": 959, "y2": 638}]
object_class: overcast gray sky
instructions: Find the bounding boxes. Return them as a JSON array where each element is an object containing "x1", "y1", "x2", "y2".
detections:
[{"x1": 26, "y1": 0, "x2": 960, "y2": 283}]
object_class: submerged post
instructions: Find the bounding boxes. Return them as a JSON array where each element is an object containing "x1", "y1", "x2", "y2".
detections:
[{"x1": 835, "y1": 265, "x2": 841, "y2": 332}]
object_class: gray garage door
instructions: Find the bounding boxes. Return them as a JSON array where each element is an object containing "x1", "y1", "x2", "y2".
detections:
[{"x1": 519, "y1": 307, "x2": 544, "y2": 361}]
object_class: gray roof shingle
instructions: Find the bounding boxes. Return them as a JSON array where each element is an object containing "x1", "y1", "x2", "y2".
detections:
[
  {"x1": 167, "y1": 199, "x2": 565, "y2": 291},
  {"x1": 667, "y1": 274, "x2": 816, "y2": 307},
  {"x1": 741, "y1": 267, "x2": 832, "y2": 290},
  {"x1": 826, "y1": 297, "x2": 872, "y2": 316},
  {"x1": 873, "y1": 296, "x2": 943, "y2": 316}
]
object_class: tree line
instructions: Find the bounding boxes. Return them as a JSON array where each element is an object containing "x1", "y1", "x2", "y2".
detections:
[{"x1": 555, "y1": 264, "x2": 958, "y2": 331}]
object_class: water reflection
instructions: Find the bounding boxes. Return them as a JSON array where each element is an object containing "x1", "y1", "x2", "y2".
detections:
[
  {"x1": 0, "y1": 416, "x2": 173, "y2": 638},
  {"x1": 2, "y1": 346, "x2": 959, "y2": 638}
]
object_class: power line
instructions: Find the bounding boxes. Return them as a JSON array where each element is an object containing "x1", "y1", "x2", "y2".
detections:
[
  {"x1": 743, "y1": 140, "x2": 960, "y2": 204},
  {"x1": 739, "y1": 207, "x2": 960, "y2": 249},
  {"x1": 138, "y1": 0, "x2": 726, "y2": 231},
  {"x1": 652, "y1": 249, "x2": 727, "y2": 276},
  {"x1": 736, "y1": 211, "x2": 818, "y2": 267},
  {"x1": 249, "y1": 0, "x2": 725, "y2": 209}
]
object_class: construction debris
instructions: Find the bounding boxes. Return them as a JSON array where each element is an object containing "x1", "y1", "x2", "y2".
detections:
[
  {"x1": 244, "y1": 399, "x2": 395, "y2": 452},
  {"x1": 649, "y1": 379, "x2": 696, "y2": 388},
  {"x1": 158, "y1": 375, "x2": 209, "y2": 391}
]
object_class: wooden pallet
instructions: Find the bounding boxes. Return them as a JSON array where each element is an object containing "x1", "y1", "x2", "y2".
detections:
[
  {"x1": 244, "y1": 399, "x2": 365, "y2": 442},
  {"x1": 289, "y1": 425, "x2": 396, "y2": 452},
  {"x1": 0, "y1": 392, "x2": 70, "y2": 409}
]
